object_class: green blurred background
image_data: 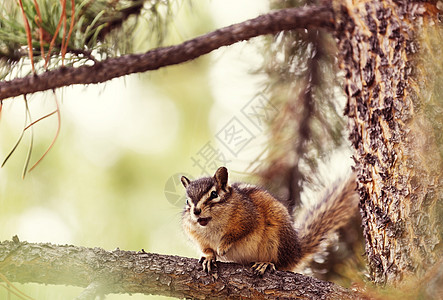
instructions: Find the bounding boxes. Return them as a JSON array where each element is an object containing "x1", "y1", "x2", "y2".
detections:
[{"x1": 0, "y1": 1, "x2": 270, "y2": 299}]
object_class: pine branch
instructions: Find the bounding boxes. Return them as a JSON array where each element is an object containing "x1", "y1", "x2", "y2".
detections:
[
  {"x1": 0, "y1": 239, "x2": 364, "y2": 299},
  {"x1": 0, "y1": 5, "x2": 334, "y2": 100}
]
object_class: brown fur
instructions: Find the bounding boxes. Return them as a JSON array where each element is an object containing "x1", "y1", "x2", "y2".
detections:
[
  {"x1": 295, "y1": 174, "x2": 359, "y2": 261},
  {"x1": 181, "y1": 167, "x2": 358, "y2": 272}
]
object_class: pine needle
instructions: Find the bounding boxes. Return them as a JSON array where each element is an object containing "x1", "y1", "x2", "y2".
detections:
[
  {"x1": 1, "y1": 99, "x2": 28, "y2": 168},
  {"x1": 45, "y1": 0, "x2": 66, "y2": 68},
  {"x1": 16, "y1": 0, "x2": 35, "y2": 73},
  {"x1": 0, "y1": 272, "x2": 35, "y2": 300},
  {"x1": 22, "y1": 95, "x2": 33, "y2": 179},
  {"x1": 61, "y1": 0, "x2": 76, "y2": 63},
  {"x1": 28, "y1": 91, "x2": 61, "y2": 173},
  {"x1": 81, "y1": 10, "x2": 106, "y2": 47},
  {"x1": 60, "y1": 0, "x2": 67, "y2": 65},
  {"x1": 32, "y1": 0, "x2": 45, "y2": 59},
  {"x1": 1, "y1": 0, "x2": 175, "y2": 74},
  {"x1": 24, "y1": 110, "x2": 57, "y2": 131}
]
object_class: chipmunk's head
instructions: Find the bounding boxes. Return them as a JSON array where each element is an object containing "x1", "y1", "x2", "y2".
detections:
[{"x1": 181, "y1": 167, "x2": 231, "y2": 227}]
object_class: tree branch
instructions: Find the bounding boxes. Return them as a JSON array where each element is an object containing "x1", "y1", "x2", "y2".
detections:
[
  {"x1": 0, "y1": 5, "x2": 334, "y2": 101},
  {"x1": 0, "y1": 239, "x2": 364, "y2": 299}
]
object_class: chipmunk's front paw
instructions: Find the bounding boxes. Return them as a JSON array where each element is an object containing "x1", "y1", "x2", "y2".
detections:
[
  {"x1": 199, "y1": 255, "x2": 217, "y2": 273},
  {"x1": 251, "y1": 262, "x2": 276, "y2": 276}
]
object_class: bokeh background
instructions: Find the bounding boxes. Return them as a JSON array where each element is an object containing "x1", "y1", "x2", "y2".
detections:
[{"x1": 0, "y1": 1, "x2": 276, "y2": 299}]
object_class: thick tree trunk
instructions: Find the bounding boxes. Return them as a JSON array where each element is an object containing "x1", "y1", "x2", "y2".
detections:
[{"x1": 335, "y1": 0, "x2": 443, "y2": 285}]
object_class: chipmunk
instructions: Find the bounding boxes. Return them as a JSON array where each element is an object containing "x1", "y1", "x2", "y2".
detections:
[{"x1": 181, "y1": 166, "x2": 358, "y2": 275}]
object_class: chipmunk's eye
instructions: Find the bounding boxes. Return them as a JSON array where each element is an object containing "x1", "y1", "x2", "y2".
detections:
[
  {"x1": 210, "y1": 191, "x2": 218, "y2": 199},
  {"x1": 186, "y1": 199, "x2": 190, "y2": 206}
]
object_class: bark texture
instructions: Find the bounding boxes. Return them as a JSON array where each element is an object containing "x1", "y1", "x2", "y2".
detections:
[
  {"x1": 0, "y1": 5, "x2": 333, "y2": 101},
  {"x1": 0, "y1": 240, "x2": 363, "y2": 299},
  {"x1": 335, "y1": 0, "x2": 443, "y2": 285}
]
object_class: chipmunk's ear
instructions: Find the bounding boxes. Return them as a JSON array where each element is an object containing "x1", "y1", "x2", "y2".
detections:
[
  {"x1": 214, "y1": 167, "x2": 228, "y2": 190},
  {"x1": 181, "y1": 176, "x2": 191, "y2": 188}
]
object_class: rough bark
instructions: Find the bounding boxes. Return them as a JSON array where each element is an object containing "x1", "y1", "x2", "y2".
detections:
[
  {"x1": 0, "y1": 239, "x2": 364, "y2": 300},
  {"x1": 335, "y1": 0, "x2": 443, "y2": 285},
  {"x1": 0, "y1": 5, "x2": 333, "y2": 101}
]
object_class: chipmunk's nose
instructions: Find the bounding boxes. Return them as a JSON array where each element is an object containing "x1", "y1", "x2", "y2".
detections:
[{"x1": 193, "y1": 207, "x2": 201, "y2": 215}]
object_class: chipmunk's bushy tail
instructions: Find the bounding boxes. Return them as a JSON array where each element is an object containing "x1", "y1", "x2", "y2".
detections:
[{"x1": 295, "y1": 173, "x2": 359, "y2": 258}]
